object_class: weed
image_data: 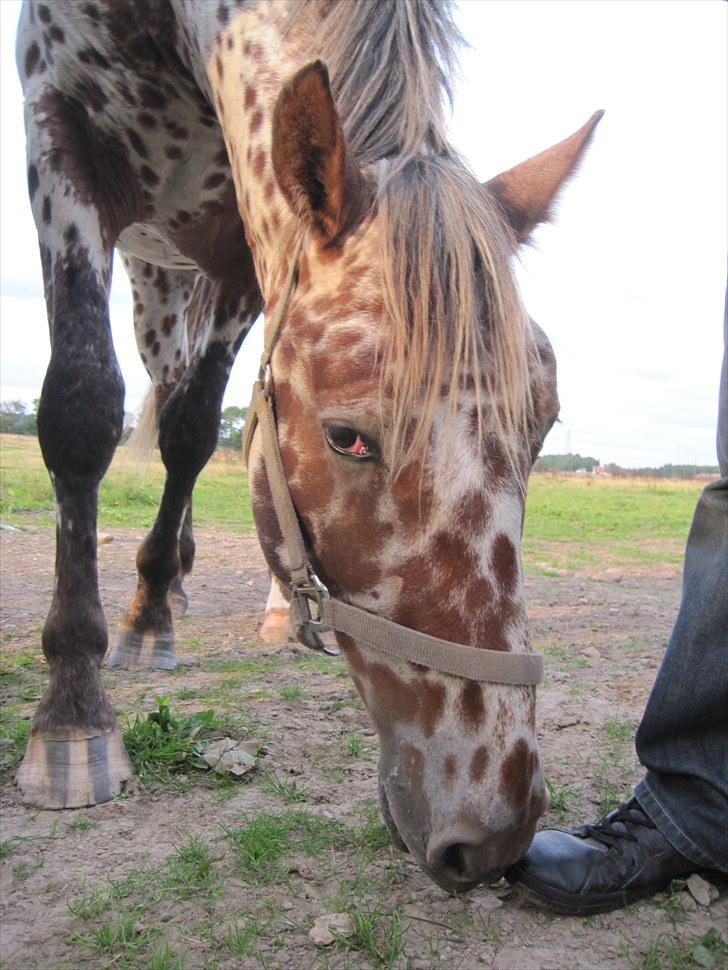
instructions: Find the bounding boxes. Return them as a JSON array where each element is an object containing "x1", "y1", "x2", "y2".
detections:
[
  {"x1": 73, "y1": 915, "x2": 156, "y2": 952},
  {"x1": 348, "y1": 802, "x2": 391, "y2": 853},
  {"x1": 542, "y1": 642, "x2": 588, "y2": 671},
  {"x1": 67, "y1": 817, "x2": 98, "y2": 833},
  {"x1": 147, "y1": 943, "x2": 186, "y2": 970},
  {"x1": 278, "y1": 685, "x2": 303, "y2": 703},
  {"x1": 223, "y1": 813, "x2": 297, "y2": 882},
  {"x1": 656, "y1": 889, "x2": 689, "y2": 926},
  {"x1": 594, "y1": 764, "x2": 631, "y2": 816},
  {"x1": 12, "y1": 857, "x2": 43, "y2": 880},
  {"x1": 344, "y1": 906, "x2": 407, "y2": 970},
  {"x1": 224, "y1": 810, "x2": 369, "y2": 882},
  {"x1": 224, "y1": 917, "x2": 264, "y2": 956},
  {"x1": 0, "y1": 838, "x2": 16, "y2": 860},
  {"x1": 122, "y1": 697, "x2": 221, "y2": 782},
  {"x1": 545, "y1": 777, "x2": 573, "y2": 820},
  {"x1": 261, "y1": 772, "x2": 307, "y2": 804},
  {"x1": 631, "y1": 927, "x2": 728, "y2": 969},
  {"x1": 0, "y1": 716, "x2": 31, "y2": 773},
  {"x1": 347, "y1": 731, "x2": 366, "y2": 758},
  {"x1": 161, "y1": 836, "x2": 221, "y2": 900},
  {"x1": 67, "y1": 887, "x2": 111, "y2": 920},
  {"x1": 602, "y1": 718, "x2": 634, "y2": 741}
]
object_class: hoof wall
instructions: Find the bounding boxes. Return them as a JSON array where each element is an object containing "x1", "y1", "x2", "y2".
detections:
[
  {"x1": 260, "y1": 608, "x2": 291, "y2": 644},
  {"x1": 15, "y1": 728, "x2": 133, "y2": 809},
  {"x1": 169, "y1": 578, "x2": 189, "y2": 617},
  {"x1": 108, "y1": 629, "x2": 178, "y2": 670}
]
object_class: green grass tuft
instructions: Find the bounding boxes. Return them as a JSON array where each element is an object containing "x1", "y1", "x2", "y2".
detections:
[{"x1": 122, "y1": 697, "x2": 222, "y2": 782}]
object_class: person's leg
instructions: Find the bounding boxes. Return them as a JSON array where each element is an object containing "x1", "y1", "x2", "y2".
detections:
[{"x1": 508, "y1": 296, "x2": 728, "y2": 912}]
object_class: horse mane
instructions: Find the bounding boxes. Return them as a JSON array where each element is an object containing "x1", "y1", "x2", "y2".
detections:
[{"x1": 288, "y1": 0, "x2": 534, "y2": 475}]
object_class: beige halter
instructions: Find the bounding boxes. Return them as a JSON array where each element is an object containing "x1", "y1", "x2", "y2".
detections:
[{"x1": 244, "y1": 245, "x2": 543, "y2": 686}]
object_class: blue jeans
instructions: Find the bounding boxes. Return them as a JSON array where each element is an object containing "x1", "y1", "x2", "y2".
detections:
[{"x1": 634, "y1": 299, "x2": 728, "y2": 873}]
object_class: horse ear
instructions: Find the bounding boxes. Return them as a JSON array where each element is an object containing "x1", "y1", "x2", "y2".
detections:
[
  {"x1": 485, "y1": 111, "x2": 604, "y2": 245},
  {"x1": 272, "y1": 60, "x2": 368, "y2": 244}
]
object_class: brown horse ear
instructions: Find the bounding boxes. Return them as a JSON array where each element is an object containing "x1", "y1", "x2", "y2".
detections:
[
  {"x1": 272, "y1": 60, "x2": 369, "y2": 244},
  {"x1": 486, "y1": 111, "x2": 604, "y2": 245}
]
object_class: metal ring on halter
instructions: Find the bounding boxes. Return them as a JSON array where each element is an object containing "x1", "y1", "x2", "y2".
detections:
[{"x1": 291, "y1": 570, "x2": 340, "y2": 656}]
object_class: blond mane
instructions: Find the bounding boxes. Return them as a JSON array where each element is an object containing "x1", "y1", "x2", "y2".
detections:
[{"x1": 289, "y1": 0, "x2": 535, "y2": 474}]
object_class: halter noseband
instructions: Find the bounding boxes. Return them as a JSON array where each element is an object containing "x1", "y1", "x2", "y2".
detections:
[{"x1": 244, "y1": 245, "x2": 543, "y2": 687}]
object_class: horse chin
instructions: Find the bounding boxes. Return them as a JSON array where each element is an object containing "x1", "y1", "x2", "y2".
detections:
[{"x1": 377, "y1": 775, "x2": 408, "y2": 853}]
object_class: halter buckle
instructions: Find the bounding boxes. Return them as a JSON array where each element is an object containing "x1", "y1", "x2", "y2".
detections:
[{"x1": 291, "y1": 570, "x2": 339, "y2": 656}]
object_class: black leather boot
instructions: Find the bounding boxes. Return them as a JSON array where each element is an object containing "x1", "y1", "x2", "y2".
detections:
[{"x1": 506, "y1": 796, "x2": 702, "y2": 915}]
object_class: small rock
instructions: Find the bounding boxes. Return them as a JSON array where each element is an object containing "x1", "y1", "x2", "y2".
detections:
[
  {"x1": 469, "y1": 890, "x2": 503, "y2": 911},
  {"x1": 97, "y1": 532, "x2": 113, "y2": 544},
  {"x1": 202, "y1": 739, "x2": 256, "y2": 776},
  {"x1": 681, "y1": 892, "x2": 698, "y2": 912},
  {"x1": 687, "y1": 873, "x2": 719, "y2": 906},
  {"x1": 309, "y1": 913, "x2": 352, "y2": 946}
]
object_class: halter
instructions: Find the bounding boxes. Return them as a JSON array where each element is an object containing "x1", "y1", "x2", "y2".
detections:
[{"x1": 244, "y1": 244, "x2": 544, "y2": 686}]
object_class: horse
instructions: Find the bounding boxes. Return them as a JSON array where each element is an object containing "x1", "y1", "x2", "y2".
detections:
[{"x1": 15, "y1": 0, "x2": 601, "y2": 893}]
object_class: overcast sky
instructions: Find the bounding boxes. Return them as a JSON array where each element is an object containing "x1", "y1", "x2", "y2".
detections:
[{"x1": 1, "y1": 0, "x2": 725, "y2": 467}]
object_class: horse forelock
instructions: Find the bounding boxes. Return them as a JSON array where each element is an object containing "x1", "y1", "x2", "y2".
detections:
[
  {"x1": 376, "y1": 157, "x2": 535, "y2": 478},
  {"x1": 286, "y1": 0, "x2": 535, "y2": 478}
]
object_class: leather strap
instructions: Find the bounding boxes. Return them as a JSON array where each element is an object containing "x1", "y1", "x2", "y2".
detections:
[
  {"x1": 244, "y1": 248, "x2": 544, "y2": 686},
  {"x1": 321, "y1": 599, "x2": 543, "y2": 684}
]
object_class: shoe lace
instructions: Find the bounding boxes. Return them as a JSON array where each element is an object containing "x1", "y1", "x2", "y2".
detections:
[{"x1": 579, "y1": 797, "x2": 657, "y2": 848}]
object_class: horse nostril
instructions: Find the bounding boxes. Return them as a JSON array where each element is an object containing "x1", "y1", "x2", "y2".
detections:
[{"x1": 441, "y1": 843, "x2": 469, "y2": 879}]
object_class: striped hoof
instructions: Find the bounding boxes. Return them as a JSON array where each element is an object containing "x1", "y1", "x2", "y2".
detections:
[
  {"x1": 260, "y1": 607, "x2": 291, "y2": 644},
  {"x1": 168, "y1": 577, "x2": 189, "y2": 617},
  {"x1": 108, "y1": 629, "x2": 178, "y2": 669},
  {"x1": 15, "y1": 728, "x2": 133, "y2": 809}
]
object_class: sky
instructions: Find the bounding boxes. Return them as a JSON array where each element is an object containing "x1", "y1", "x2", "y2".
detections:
[{"x1": 1, "y1": 0, "x2": 726, "y2": 468}]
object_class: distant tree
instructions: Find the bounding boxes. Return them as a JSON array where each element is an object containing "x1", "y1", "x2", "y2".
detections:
[
  {"x1": 0, "y1": 399, "x2": 37, "y2": 436},
  {"x1": 533, "y1": 453, "x2": 599, "y2": 473},
  {"x1": 218, "y1": 406, "x2": 247, "y2": 450}
]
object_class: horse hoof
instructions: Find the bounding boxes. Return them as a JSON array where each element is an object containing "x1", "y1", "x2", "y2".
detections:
[
  {"x1": 107, "y1": 630, "x2": 178, "y2": 669},
  {"x1": 107, "y1": 630, "x2": 143, "y2": 668},
  {"x1": 151, "y1": 632, "x2": 177, "y2": 670},
  {"x1": 15, "y1": 727, "x2": 133, "y2": 809},
  {"x1": 260, "y1": 608, "x2": 291, "y2": 644},
  {"x1": 168, "y1": 578, "x2": 189, "y2": 617}
]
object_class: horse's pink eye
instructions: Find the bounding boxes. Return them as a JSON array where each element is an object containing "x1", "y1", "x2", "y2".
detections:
[{"x1": 324, "y1": 425, "x2": 378, "y2": 460}]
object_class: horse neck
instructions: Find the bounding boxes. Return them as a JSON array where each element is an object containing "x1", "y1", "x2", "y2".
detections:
[{"x1": 204, "y1": 0, "x2": 312, "y2": 302}]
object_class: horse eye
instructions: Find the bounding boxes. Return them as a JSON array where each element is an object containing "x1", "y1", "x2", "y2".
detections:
[{"x1": 324, "y1": 425, "x2": 378, "y2": 460}]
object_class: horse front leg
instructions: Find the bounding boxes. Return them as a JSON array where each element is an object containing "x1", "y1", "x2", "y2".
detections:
[
  {"x1": 16, "y1": 123, "x2": 133, "y2": 807},
  {"x1": 110, "y1": 275, "x2": 262, "y2": 669}
]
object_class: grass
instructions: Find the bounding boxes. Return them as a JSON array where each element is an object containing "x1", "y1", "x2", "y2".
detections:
[
  {"x1": 632, "y1": 928, "x2": 728, "y2": 970},
  {"x1": 545, "y1": 776, "x2": 574, "y2": 821},
  {"x1": 523, "y1": 473, "x2": 701, "y2": 573},
  {"x1": 1, "y1": 434, "x2": 704, "y2": 576},
  {"x1": 223, "y1": 805, "x2": 391, "y2": 884},
  {"x1": 161, "y1": 836, "x2": 222, "y2": 900},
  {"x1": 121, "y1": 697, "x2": 231, "y2": 783},
  {"x1": 344, "y1": 906, "x2": 407, "y2": 970},
  {"x1": 602, "y1": 717, "x2": 635, "y2": 741},
  {"x1": 0, "y1": 434, "x2": 253, "y2": 532}
]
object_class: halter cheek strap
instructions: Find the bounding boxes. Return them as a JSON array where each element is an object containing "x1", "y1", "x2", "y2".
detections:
[{"x1": 244, "y1": 248, "x2": 544, "y2": 687}]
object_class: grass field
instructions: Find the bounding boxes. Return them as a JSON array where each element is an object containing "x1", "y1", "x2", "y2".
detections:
[
  {"x1": 0, "y1": 434, "x2": 254, "y2": 533},
  {"x1": 0, "y1": 434, "x2": 705, "y2": 574}
]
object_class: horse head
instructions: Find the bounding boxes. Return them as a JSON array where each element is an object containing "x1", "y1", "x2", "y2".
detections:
[{"x1": 249, "y1": 61, "x2": 601, "y2": 893}]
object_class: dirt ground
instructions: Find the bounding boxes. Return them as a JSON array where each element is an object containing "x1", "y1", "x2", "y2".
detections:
[{"x1": 0, "y1": 526, "x2": 725, "y2": 970}]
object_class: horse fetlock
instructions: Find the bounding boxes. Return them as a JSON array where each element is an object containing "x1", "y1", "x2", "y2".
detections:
[{"x1": 15, "y1": 726, "x2": 133, "y2": 810}]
